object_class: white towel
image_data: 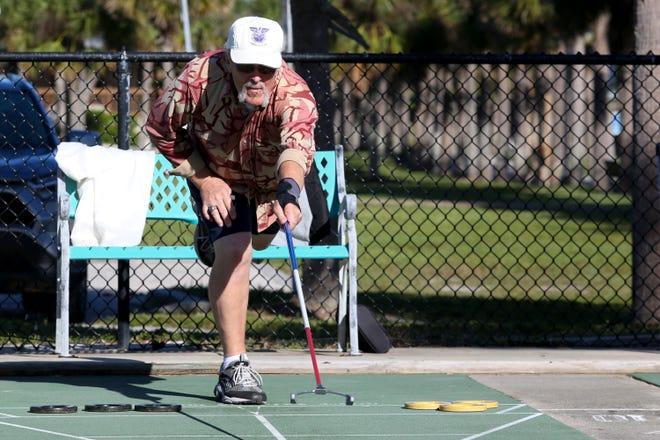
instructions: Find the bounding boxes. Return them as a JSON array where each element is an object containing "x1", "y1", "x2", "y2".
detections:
[{"x1": 55, "y1": 142, "x2": 156, "y2": 246}]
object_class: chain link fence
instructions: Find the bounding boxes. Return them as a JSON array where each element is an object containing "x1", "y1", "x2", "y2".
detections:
[{"x1": 0, "y1": 52, "x2": 658, "y2": 352}]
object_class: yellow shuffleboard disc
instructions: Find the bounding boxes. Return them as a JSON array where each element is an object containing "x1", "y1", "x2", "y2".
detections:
[
  {"x1": 439, "y1": 402, "x2": 488, "y2": 412},
  {"x1": 452, "y1": 400, "x2": 499, "y2": 409},
  {"x1": 404, "y1": 401, "x2": 446, "y2": 410}
]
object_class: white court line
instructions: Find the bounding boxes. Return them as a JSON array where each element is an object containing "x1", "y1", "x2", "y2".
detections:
[
  {"x1": 246, "y1": 408, "x2": 287, "y2": 440},
  {"x1": 0, "y1": 412, "x2": 19, "y2": 418},
  {"x1": 460, "y1": 413, "x2": 544, "y2": 440},
  {"x1": 538, "y1": 408, "x2": 660, "y2": 411},
  {"x1": 496, "y1": 403, "x2": 527, "y2": 414},
  {"x1": 78, "y1": 435, "x2": 534, "y2": 439},
  {"x1": 0, "y1": 420, "x2": 97, "y2": 440},
  {"x1": 243, "y1": 412, "x2": 539, "y2": 418},
  {"x1": 1, "y1": 404, "x2": 543, "y2": 440}
]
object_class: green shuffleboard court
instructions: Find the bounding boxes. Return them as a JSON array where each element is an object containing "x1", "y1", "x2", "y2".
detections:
[
  {"x1": 0, "y1": 374, "x2": 591, "y2": 439},
  {"x1": 632, "y1": 373, "x2": 660, "y2": 388}
]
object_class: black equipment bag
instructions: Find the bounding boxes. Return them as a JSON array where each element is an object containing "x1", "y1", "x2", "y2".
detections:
[
  {"x1": 304, "y1": 161, "x2": 331, "y2": 245},
  {"x1": 357, "y1": 304, "x2": 392, "y2": 353}
]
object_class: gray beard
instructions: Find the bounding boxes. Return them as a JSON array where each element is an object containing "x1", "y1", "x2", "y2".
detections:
[{"x1": 238, "y1": 84, "x2": 270, "y2": 111}]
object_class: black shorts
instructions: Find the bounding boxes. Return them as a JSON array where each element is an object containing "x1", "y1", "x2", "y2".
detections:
[{"x1": 188, "y1": 183, "x2": 279, "y2": 243}]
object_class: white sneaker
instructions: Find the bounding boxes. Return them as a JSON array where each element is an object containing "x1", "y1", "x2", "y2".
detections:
[{"x1": 213, "y1": 355, "x2": 267, "y2": 405}]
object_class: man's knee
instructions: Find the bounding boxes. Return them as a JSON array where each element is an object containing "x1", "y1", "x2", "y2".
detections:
[
  {"x1": 252, "y1": 233, "x2": 276, "y2": 251},
  {"x1": 213, "y1": 232, "x2": 252, "y2": 264}
]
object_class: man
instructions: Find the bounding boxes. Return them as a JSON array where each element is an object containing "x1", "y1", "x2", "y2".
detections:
[{"x1": 147, "y1": 16, "x2": 318, "y2": 405}]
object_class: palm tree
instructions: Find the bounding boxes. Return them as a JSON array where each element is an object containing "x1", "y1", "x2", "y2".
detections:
[{"x1": 631, "y1": 0, "x2": 660, "y2": 326}]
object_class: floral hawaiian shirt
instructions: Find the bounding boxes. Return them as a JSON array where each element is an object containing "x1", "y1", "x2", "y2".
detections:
[{"x1": 147, "y1": 49, "x2": 318, "y2": 231}]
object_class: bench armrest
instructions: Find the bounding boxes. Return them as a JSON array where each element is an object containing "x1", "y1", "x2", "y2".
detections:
[{"x1": 342, "y1": 193, "x2": 357, "y2": 220}]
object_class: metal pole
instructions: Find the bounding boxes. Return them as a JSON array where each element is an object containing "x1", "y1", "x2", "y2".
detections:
[
  {"x1": 117, "y1": 50, "x2": 131, "y2": 349},
  {"x1": 181, "y1": 0, "x2": 194, "y2": 52},
  {"x1": 55, "y1": 169, "x2": 71, "y2": 357},
  {"x1": 117, "y1": 50, "x2": 130, "y2": 151},
  {"x1": 283, "y1": 0, "x2": 293, "y2": 52}
]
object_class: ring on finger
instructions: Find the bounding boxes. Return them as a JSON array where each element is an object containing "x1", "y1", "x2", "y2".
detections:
[{"x1": 207, "y1": 205, "x2": 218, "y2": 214}]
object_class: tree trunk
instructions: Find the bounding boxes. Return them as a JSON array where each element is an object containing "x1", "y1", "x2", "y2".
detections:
[
  {"x1": 491, "y1": 64, "x2": 513, "y2": 180},
  {"x1": 68, "y1": 66, "x2": 96, "y2": 133},
  {"x1": 537, "y1": 64, "x2": 557, "y2": 185},
  {"x1": 428, "y1": 67, "x2": 447, "y2": 175},
  {"x1": 388, "y1": 81, "x2": 408, "y2": 158},
  {"x1": 290, "y1": 0, "x2": 339, "y2": 321},
  {"x1": 506, "y1": 65, "x2": 532, "y2": 181},
  {"x1": 512, "y1": 65, "x2": 538, "y2": 183},
  {"x1": 616, "y1": 66, "x2": 634, "y2": 193},
  {"x1": 551, "y1": 42, "x2": 570, "y2": 184},
  {"x1": 478, "y1": 65, "x2": 495, "y2": 181},
  {"x1": 631, "y1": 0, "x2": 660, "y2": 325},
  {"x1": 463, "y1": 64, "x2": 481, "y2": 180},
  {"x1": 411, "y1": 66, "x2": 441, "y2": 172},
  {"x1": 366, "y1": 72, "x2": 389, "y2": 175},
  {"x1": 135, "y1": 62, "x2": 154, "y2": 150},
  {"x1": 290, "y1": 0, "x2": 333, "y2": 149},
  {"x1": 340, "y1": 75, "x2": 362, "y2": 150},
  {"x1": 54, "y1": 75, "x2": 67, "y2": 136},
  {"x1": 445, "y1": 65, "x2": 463, "y2": 176},
  {"x1": 589, "y1": 11, "x2": 616, "y2": 191},
  {"x1": 564, "y1": 35, "x2": 589, "y2": 185}
]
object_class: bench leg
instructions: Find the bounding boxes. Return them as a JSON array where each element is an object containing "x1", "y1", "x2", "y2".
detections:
[
  {"x1": 55, "y1": 260, "x2": 71, "y2": 357},
  {"x1": 117, "y1": 260, "x2": 130, "y2": 349},
  {"x1": 337, "y1": 261, "x2": 348, "y2": 352},
  {"x1": 55, "y1": 174, "x2": 71, "y2": 357},
  {"x1": 347, "y1": 215, "x2": 360, "y2": 356}
]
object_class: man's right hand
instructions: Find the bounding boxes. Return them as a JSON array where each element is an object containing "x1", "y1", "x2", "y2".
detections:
[{"x1": 195, "y1": 175, "x2": 236, "y2": 227}]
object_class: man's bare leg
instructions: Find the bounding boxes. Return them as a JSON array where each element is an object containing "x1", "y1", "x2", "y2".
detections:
[
  {"x1": 209, "y1": 231, "x2": 267, "y2": 404},
  {"x1": 208, "y1": 231, "x2": 252, "y2": 356}
]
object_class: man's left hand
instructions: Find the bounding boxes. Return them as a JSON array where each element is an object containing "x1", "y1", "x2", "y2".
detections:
[{"x1": 274, "y1": 200, "x2": 302, "y2": 230}]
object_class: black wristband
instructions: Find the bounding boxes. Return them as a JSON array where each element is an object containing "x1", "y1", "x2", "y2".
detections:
[{"x1": 277, "y1": 178, "x2": 301, "y2": 209}]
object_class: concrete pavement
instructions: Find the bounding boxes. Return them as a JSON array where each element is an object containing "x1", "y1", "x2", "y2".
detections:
[
  {"x1": 0, "y1": 347, "x2": 658, "y2": 375},
  {"x1": 475, "y1": 373, "x2": 660, "y2": 440},
  {"x1": 1, "y1": 347, "x2": 658, "y2": 440}
]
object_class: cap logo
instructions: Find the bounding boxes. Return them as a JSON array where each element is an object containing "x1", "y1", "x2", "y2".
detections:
[{"x1": 249, "y1": 27, "x2": 270, "y2": 46}]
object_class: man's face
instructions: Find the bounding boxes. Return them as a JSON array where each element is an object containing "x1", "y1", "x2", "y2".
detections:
[{"x1": 230, "y1": 63, "x2": 278, "y2": 109}]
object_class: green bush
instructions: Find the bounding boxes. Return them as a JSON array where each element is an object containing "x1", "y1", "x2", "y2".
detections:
[{"x1": 85, "y1": 109, "x2": 139, "y2": 145}]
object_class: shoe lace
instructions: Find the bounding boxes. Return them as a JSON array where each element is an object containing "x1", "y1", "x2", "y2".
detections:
[{"x1": 230, "y1": 362, "x2": 263, "y2": 387}]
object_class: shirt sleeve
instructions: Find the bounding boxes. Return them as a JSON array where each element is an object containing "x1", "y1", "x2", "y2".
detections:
[
  {"x1": 146, "y1": 54, "x2": 210, "y2": 174},
  {"x1": 275, "y1": 69, "x2": 319, "y2": 175}
]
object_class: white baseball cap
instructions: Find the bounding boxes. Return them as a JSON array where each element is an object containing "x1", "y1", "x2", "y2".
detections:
[{"x1": 226, "y1": 16, "x2": 284, "y2": 69}]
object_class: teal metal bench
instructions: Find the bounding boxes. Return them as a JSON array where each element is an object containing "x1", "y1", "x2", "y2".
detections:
[{"x1": 56, "y1": 145, "x2": 359, "y2": 357}]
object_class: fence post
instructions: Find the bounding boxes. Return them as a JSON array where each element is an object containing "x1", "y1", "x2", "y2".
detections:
[
  {"x1": 118, "y1": 50, "x2": 131, "y2": 151},
  {"x1": 117, "y1": 50, "x2": 131, "y2": 350}
]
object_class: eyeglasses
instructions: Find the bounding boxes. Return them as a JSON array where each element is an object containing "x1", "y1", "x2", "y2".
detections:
[{"x1": 234, "y1": 64, "x2": 277, "y2": 75}]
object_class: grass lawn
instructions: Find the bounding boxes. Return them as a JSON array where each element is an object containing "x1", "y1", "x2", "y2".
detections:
[
  {"x1": 341, "y1": 152, "x2": 635, "y2": 346},
  {"x1": 1, "y1": 152, "x2": 640, "y2": 350}
]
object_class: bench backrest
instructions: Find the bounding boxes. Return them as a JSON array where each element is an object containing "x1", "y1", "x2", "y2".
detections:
[{"x1": 66, "y1": 149, "x2": 338, "y2": 223}]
